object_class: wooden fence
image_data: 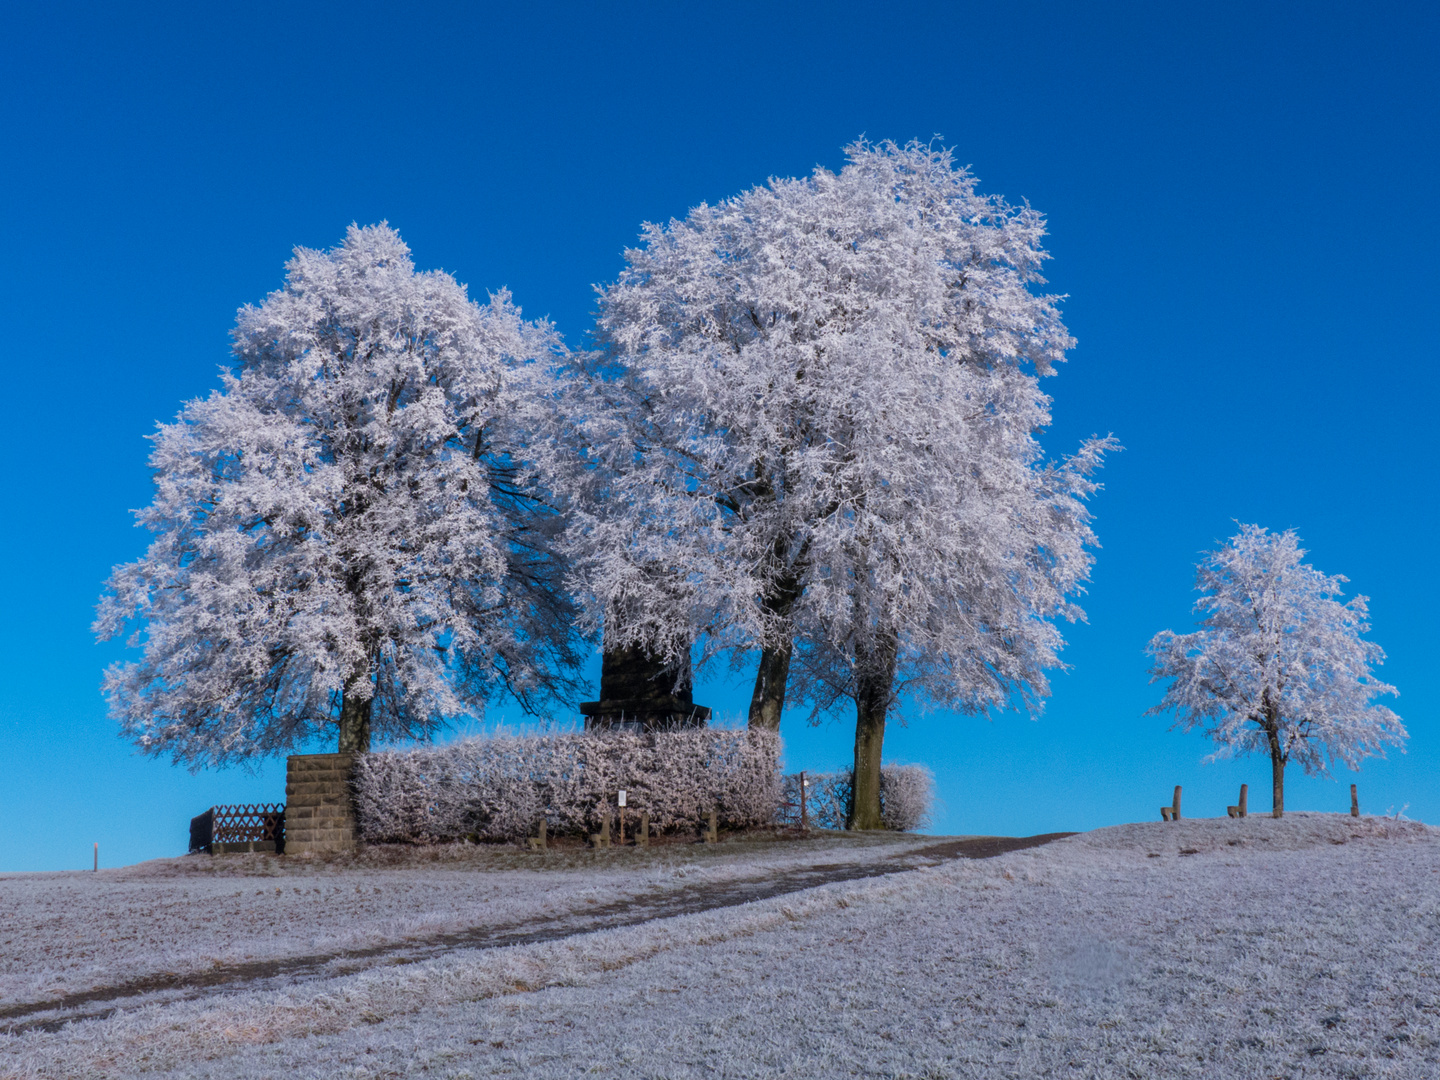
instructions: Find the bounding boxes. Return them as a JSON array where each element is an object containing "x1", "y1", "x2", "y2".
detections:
[{"x1": 189, "y1": 803, "x2": 286, "y2": 854}]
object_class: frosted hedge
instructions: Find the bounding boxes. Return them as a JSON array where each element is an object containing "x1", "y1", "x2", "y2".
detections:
[
  {"x1": 354, "y1": 729, "x2": 780, "y2": 843},
  {"x1": 779, "y1": 765, "x2": 934, "y2": 832}
]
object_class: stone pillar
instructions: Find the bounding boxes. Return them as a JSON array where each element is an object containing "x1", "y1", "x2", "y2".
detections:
[{"x1": 285, "y1": 753, "x2": 358, "y2": 854}]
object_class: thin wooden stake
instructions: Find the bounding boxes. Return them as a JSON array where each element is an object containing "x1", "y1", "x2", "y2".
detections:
[
  {"x1": 799, "y1": 770, "x2": 809, "y2": 832},
  {"x1": 639, "y1": 810, "x2": 650, "y2": 848},
  {"x1": 1351, "y1": 783, "x2": 1359, "y2": 818},
  {"x1": 93, "y1": 843, "x2": 98, "y2": 872},
  {"x1": 1172, "y1": 785, "x2": 1182, "y2": 822}
]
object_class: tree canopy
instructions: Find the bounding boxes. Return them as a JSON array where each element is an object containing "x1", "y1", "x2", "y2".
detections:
[
  {"x1": 96, "y1": 224, "x2": 581, "y2": 766},
  {"x1": 1147, "y1": 523, "x2": 1405, "y2": 814},
  {"x1": 573, "y1": 140, "x2": 1113, "y2": 825},
  {"x1": 98, "y1": 142, "x2": 1119, "y2": 814}
]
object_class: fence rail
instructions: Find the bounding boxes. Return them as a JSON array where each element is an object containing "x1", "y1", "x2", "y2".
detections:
[
  {"x1": 775, "y1": 772, "x2": 820, "y2": 830},
  {"x1": 774, "y1": 767, "x2": 933, "y2": 832}
]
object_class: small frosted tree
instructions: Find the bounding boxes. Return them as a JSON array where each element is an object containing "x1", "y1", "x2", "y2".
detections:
[
  {"x1": 95, "y1": 224, "x2": 581, "y2": 767},
  {"x1": 1147, "y1": 524, "x2": 1405, "y2": 817},
  {"x1": 578, "y1": 139, "x2": 1112, "y2": 827}
]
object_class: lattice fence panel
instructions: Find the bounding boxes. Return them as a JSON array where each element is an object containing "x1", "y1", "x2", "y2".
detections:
[{"x1": 211, "y1": 803, "x2": 285, "y2": 844}]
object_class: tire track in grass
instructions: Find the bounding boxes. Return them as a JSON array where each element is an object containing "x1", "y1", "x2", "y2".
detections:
[{"x1": 0, "y1": 832, "x2": 1072, "y2": 1035}]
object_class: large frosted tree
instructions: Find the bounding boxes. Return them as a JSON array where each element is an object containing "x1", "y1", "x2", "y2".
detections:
[
  {"x1": 96, "y1": 224, "x2": 581, "y2": 767},
  {"x1": 577, "y1": 139, "x2": 1112, "y2": 826},
  {"x1": 1147, "y1": 524, "x2": 1405, "y2": 817}
]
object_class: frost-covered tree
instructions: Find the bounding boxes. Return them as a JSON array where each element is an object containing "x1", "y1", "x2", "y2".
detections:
[
  {"x1": 578, "y1": 139, "x2": 1113, "y2": 827},
  {"x1": 95, "y1": 224, "x2": 581, "y2": 767},
  {"x1": 1147, "y1": 524, "x2": 1405, "y2": 817}
]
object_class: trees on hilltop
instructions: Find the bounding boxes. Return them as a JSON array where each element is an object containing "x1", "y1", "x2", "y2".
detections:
[
  {"x1": 1147, "y1": 524, "x2": 1406, "y2": 817},
  {"x1": 575, "y1": 140, "x2": 1113, "y2": 828},
  {"x1": 98, "y1": 145, "x2": 1123, "y2": 833}
]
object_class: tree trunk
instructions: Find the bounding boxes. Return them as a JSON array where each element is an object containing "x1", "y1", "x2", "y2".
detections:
[
  {"x1": 338, "y1": 558, "x2": 375, "y2": 754},
  {"x1": 1266, "y1": 724, "x2": 1285, "y2": 818},
  {"x1": 338, "y1": 670, "x2": 373, "y2": 754},
  {"x1": 1269, "y1": 745, "x2": 1285, "y2": 819},
  {"x1": 849, "y1": 633, "x2": 898, "y2": 831},
  {"x1": 747, "y1": 638, "x2": 793, "y2": 732},
  {"x1": 746, "y1": 567, "x2": 805, "y2": 732}
]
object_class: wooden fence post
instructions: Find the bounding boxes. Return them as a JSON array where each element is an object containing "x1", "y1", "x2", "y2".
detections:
[
  {"x1": 1239, "y1": 783, "x2": 1248, "y2": 818},
  {"x1": 704, "y1": 807, "x2": 718, "y2": 844},
  {"x1": 1351, "y1": 784, "x2": 1359, "y2": 818},
  {"x1": 591, "y1": 807, "x2": 611, "y2": 849},
  {"x1": 1172, "y1": 785, "x2": 1182, "y2": 822},
  {"x1": 799, "y1": 770, "x2": 809, "y2": 832},
  {"x1": 639, "y1": 811, "x2": 650, "y2": 848}
]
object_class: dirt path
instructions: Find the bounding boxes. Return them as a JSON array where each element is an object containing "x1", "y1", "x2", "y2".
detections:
[{"x1": 0, "y1": 832, "x2": 1072, "y2": 1036}]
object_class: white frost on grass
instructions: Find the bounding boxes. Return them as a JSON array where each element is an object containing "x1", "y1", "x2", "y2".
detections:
[
  {"x1": 3, "y1": 814, "x2": 1437, "y2": 1079},
  {"x1": 0, "y1": 832, "x2": 932, "y2": 1009}
]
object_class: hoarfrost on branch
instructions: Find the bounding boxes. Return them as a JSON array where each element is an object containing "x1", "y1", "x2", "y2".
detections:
[
  {"x1": 354, "y1": 728, "x2": 780, "y2": 843},
  {"x1": 574, "y1": 139, "x2": 1113, "y2": 821},
  {"x1": 95, "y1": 224, "x2": 582, "y2": 766},
  {"x1": 1147, "y1": 523, "x2": 1405, "y2": 813}
]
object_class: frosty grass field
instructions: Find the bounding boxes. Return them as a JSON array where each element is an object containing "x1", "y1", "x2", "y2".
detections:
[{"x1": 2, "y1": 814, "x2": 1436, "y2": 1079}]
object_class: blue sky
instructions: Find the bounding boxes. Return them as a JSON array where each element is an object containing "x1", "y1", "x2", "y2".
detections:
[{"x1": 2, "y1": 1, "x2": 1436, "y2": 871}]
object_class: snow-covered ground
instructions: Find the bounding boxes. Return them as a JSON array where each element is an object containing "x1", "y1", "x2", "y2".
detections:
[
  {"x1": 0, "y1": 831, "x2": 935, "y2": 1010},
  {"x1": 3, "y1": 813, "x2": 1437, "y2": 1079}
]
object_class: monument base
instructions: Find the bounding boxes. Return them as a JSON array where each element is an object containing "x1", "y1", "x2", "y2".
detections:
[{"x1": 579, "y1": 699, "x2": 711, "y2": 732}]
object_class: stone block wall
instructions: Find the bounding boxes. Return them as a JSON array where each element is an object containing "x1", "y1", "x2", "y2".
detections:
[{"x1": 284, "y1": 752, "x2": 358, "y2": 854}]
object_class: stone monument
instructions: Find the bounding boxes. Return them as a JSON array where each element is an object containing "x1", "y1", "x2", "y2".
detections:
[{"x1": 579, "y1": 645, "x2": 711, "y2": 731}]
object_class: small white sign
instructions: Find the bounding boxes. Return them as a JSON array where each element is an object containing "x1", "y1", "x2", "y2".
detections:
[{"x1": 618, "y1": 790, "x2": 627, "y2": 807}]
